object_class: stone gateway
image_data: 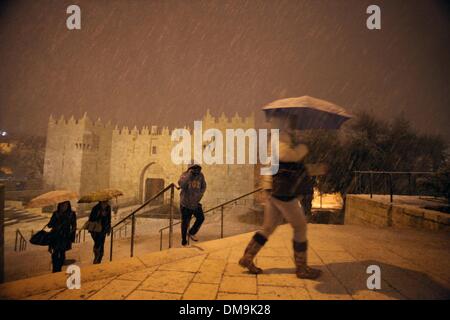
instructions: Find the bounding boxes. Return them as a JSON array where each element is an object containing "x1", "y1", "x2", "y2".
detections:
[{"x1": 43, "y1": 111, "x2": 256, "y2": 210}]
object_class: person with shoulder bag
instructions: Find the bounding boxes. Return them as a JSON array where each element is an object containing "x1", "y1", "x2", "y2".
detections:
[
  {"x1": 47, "y1": 201, "x2": 77, "y2": 273},
  {"x1": 86, "y1": 200, "x2": 111, "y2": 264}
]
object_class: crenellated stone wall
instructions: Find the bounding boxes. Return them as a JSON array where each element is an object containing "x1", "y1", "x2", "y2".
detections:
[{"x1": 43, "y1": 110, "x2": 256, "y2": 210}]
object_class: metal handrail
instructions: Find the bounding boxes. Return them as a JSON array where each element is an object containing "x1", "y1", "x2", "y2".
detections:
[
  {"x1": 15, "y1": 229, "x2": 27, "y2": 252},
  {"x1": 353, "y1": 171, "x2": 436, "y2": 202},
  {"x1": 109, "y1": 183, "x2": 176, "y2": 261},
  {"x1": 354, "y1": 171, "x2": 435, "y2": 175},
  {"x1": 115, "y1": 220, "x2": 130, "y2": 239},
  {"x1": 158, "y1": 187, "x2": 263, "y2": 250},
  {"x1": 75, "y1": 219, "x2": 130, "y2": 244},
  {"x1": 75, "y1": 228, "x2": 87, "y2": 243},
  {"x1": 112, "y1": 183, "x2": 174, "y2": 229}
]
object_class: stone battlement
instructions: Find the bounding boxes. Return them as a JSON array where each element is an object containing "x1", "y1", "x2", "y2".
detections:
[
  {"x1": 48, "y1": 110, "x2": 254, "y2": 135},
  {"x1": 203, "y1": 109, "x2": 254, "y2": 127},
  {"x1": 112, "y1": 125, "x2": 171, "y2": 136},
  {"x1": 49, "y1": 113, "x2": 113, "y2": 129}
]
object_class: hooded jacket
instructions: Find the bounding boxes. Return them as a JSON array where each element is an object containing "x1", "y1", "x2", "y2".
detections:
[
  {"x1": 48, "y1": 210, "x2": 77, "y2": 251},
  {"x1": 178, "y1": 170, "x2": 207, "y2": 209}
]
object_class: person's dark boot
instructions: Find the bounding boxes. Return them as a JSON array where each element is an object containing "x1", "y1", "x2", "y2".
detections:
[
  {"x1": 93, "y1": 248, "x2": 101, "y2": 264},
  {"x1": 238, "y1": 232, "x2": 267, "y2": 274},
  {"x1": 293, "y1": 241, "x2": 321, "y2": 279},
  {"x1": 97, "y1": 252, "x2": 103, "y2": 264},
  {"x1": 52, "y1": 252, "x2": 62, "y2": 272}
]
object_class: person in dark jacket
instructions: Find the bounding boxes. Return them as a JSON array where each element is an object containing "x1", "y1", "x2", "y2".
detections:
[
  {"x1": 88, "y1": 200, "x2": 111, "y2": 264},
  {"x1": 178, "y1": 164, "x2": 206, "y2": 246},
  {"x1": 47, "y1": 201, "x2": 77, "y2": 273}
]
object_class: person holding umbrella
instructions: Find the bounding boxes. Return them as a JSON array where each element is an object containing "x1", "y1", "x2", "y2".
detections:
[
  {"x1": 239, "y1": 96, "x2": 351, "y2": 279},
  {"x1": 47, "y1": 201, "x2": 77, "y2": 273},
  {"x1": 27, "y1": 190, "x2": 78, "y2": 273},
  {"x1": 86, "y1": 200, "x2": 111, "y2": 264},
  {"x1": 79, "y1": 189, "x2": 122, "y2": 264}
]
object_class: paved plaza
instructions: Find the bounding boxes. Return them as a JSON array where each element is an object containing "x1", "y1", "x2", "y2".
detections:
[{"x1": 0, "y1": 223, "x2": 449, "y2": 300}]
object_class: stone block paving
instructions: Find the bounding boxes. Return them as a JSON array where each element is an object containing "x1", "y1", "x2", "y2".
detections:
[
  {"x1": 3, "y1": 205, "x2": 260, "y2": 282},
  {"x1": 1, "y1": 224, "x2": 450, "y2": 300}
]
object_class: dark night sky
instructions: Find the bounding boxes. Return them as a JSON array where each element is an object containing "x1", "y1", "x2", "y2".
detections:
[{"x1": 0, "y1": 0, "x2": 449, "y2": 139}]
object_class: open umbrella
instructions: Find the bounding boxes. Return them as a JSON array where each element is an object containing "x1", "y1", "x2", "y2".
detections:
[
  {"x1": 27, "y1": 190, "x2": 79, "y2": 208},
  {"x1": 78, "y1": 188, "x2": 123, "y2": 203},
  {"x1": 263, "y1": 96, "x2": 352, "y2": 130}
]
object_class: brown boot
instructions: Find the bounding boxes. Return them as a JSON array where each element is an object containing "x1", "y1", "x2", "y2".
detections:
[
  {"x1": 238, "y1": 233, "x2": 267, "y2": 274},
  {"x1": 293, "y1": 241, "x2": 321, "y2": 279}
]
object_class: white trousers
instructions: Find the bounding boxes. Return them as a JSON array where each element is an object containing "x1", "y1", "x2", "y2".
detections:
[{"x1": 260, "y1": 196, "x2": 307, "y2": 243}]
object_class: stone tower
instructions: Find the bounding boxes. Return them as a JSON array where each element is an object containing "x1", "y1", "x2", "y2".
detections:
[{"x1": 43, "y1": 113, "x2": 113, "y2": 195}]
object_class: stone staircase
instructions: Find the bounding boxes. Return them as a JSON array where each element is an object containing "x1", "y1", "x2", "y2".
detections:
[
  {"x1": 1, "y1": 224, "x2": 449, "y2": 300},
  {"x1": 3, "y1": 205, "x2": 259, "y2": 282}
]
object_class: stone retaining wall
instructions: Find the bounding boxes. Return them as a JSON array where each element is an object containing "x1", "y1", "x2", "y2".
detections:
[{"x1": 345, "y1": 195, "x2": 450, "y2": 232}]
